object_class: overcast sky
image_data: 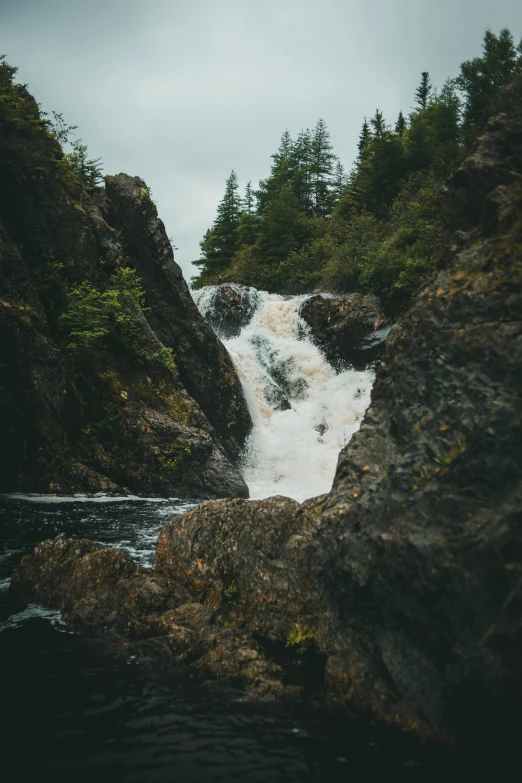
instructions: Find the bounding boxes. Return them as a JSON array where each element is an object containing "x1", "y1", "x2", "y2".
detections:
[{"x1": 2, "y1": 0, "x2": 522, "y2": 279}]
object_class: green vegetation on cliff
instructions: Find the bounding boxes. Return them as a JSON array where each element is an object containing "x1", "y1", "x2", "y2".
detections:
[
  {"x1": 0, "y1": 56, "x2": 251, "y2": 497},
  {"x1": 192, "y1": 29, "x2": 522, "y2": 313}
]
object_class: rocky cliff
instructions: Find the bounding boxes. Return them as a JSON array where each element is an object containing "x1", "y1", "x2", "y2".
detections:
[
  {"x1": 0, "y1": 79, "x2": 251, "y2": 497},
  {"x1": 11, "y1": 73, "x2": 522, "y2": 753}
]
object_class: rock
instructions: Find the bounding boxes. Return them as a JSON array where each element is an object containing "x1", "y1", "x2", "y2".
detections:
[
  {"x1": 193, "y1": 283, "x2": 261, "y2": 339},
  {"x1": 155, "y1": 496, "x2": 324, "y2": 638},
  {"x1": 10, "y1": 535, "x2": 289, "y2": 695},
  {"x1": 102, "y1": 178, "x2": 252, "y2": 458},
  {"x1": 311, "y1": 72, "x2": 522, "y2": 746},
  {"x1": 299, "y1": 293, "x2": 391, "y2": 369},
  {"x1": 0, "y1": 83, "x2": 250, "y2": 498}
]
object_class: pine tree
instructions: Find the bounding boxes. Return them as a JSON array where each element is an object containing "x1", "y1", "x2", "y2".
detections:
[
  {"x1": 257, "y1": 131, "x2": 296, "y2": 215},
  {"x1": 49, "y1": 111, "x2": 78, "y2": 145},
  {"x1": 292, "y1": 128, "x2": 313, "y2": 214},
  {"x1": 457, "y1": 28, "x2": 522, "y2": 139},
  {"x1": 60, "y1": 139, "x2": 103, "y2": 202},
  {"x1": 395, "y1": 110, "x2": 406, "y2": 136},
  {"x1": 195, "y1": 171, "x2": 241, "y2": 276},
  {"x1": 332, "y1": 161, "x2": 347, "y2": 200},
  {"x1": 310, "y1": 118, "x2": 336, "y2": 217},
  {"x1": 243, "y1": 180, "x2": 255, "y2": 214},
  {"x1": 415, "y1": 72, "x2": 432, "y2": 110},
  {"x1": 237, "y1": 181, "x2": 258, "y2": 246},
  {"x1": 258, "y1": 183, "x2": 303, "y2": 265},
  {"x1": 370, "y1": 109, "x2": 385, "y2": 139},
  {"x1": 214, "y1": 170, "x2": 241, "y2": 264},
  {"x1": 278, "y1": 129, "x2": 293, "y2": 158},
  {"x1": 357, "y1": 118, "x2": 371, "y2": 161}
]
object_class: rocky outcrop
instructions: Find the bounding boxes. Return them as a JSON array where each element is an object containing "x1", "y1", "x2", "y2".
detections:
[
  {"x1": 11, "y1": 74, "x2": 522, "y2": 752},
  {"x1": 10, "y1": 533, "x2": 295, "y2": 697},
  {"x1": 300, "y1": 293, "x2": 390, "y2": 369},
  {"x1": 0, "y1": 80, "x2": 250, "y2": 498},
  {"x1": 193, "y1": 283, "x2": 261, "y2": 339},
  {"x1": 101, "y1": 179, "x2": 251, "y2": 458}
]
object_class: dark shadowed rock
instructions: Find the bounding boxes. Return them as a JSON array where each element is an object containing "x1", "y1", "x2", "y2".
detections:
[
  {"x1": 10, "y1": 535, "x2": 292, "y2": 697},
  {"x1": 299, "y1": 293, "x2": 391, "y2": 370},
  {"x1": 102, "y1": 177, "x2": 252, "y2": 459},
  {"x1": 0, "y1": 84, "x2": 249, "y2": 498}
]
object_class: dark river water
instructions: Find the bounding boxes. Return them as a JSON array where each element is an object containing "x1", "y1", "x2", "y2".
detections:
[{"x1": 0, "y1": 495, "x2": 510, "y2": 782}]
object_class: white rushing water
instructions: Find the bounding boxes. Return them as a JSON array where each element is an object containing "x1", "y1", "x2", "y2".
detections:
[{"x1": 193, "y1": 285, "x2": 374, "y2": 502}]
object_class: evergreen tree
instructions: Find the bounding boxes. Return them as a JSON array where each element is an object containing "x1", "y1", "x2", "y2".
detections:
[
  {"x1": 60, "y1": 139, "x2": 103, "y2": 201},
  {"x1": 357, "y1": 118, "x2": 371, "y2": 161},
  {"x1": 415, "y1": 72, "x2": 432, "y2": 110},
  {"x1": 258, "y1": 183, "x2": 303, "y2": 266},
  {"x1": 257, "y1": 131, "x2": 296, "y2": 215},
  {"x1": 370, "y1": 109, "x2": 385, "y2": 139},
  {"x1": 457, "y1": 28, "x2": 522, "y2": 139},
  {"x1": 237, "y1": 181, "x2": 258, "y2": 246},
  {"x1": 395, "y1": 110, "x2": 406, "y2": 136},
  {"x1": 243, "y1": 180, "x2": 255, "y2": 214},
  {"x1": 49, "y1": 111, "x2": 77, "y2": 146},
  {"x1": 310, "y1": 118, "x2": 336, "y2": 217},
  {"x1": 292, "y1": 128, "x2": 314, "y2": 214},
  {"x1": 0, "y1": 53, "x2": 17, "y2": 86},
  {"x1": 194, "y1": 171, "x2": 241, "y2": 276},
  {"x1": 278, "y1": 129, "x2": 293, "y2": 157},
  {"x1": 332, "y1": 160, "x2": 347, "y2": 200}
]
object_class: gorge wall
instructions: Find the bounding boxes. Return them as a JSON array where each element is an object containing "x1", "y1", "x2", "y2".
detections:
[{"x1": 0, "y1": 83, "x2": 251, "y2": 498}]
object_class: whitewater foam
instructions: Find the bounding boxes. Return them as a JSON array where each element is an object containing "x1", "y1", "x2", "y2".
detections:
[{"x1": 193, "y1": 286, "x2": 373, "y2": 502}]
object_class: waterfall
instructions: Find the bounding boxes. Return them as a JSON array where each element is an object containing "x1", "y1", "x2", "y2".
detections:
[{"x1": 193, "y1": 285, "x2": 374, "y2": 502}]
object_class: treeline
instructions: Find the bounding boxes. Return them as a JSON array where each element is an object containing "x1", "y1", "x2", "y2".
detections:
[{"x1": 192, "y1": 29, "x2": 522, "y2": 313}]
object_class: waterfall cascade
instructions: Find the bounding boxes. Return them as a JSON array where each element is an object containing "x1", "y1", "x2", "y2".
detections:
[{"x1": 193, "y1": 285, "x2": 374, "y2": 502}]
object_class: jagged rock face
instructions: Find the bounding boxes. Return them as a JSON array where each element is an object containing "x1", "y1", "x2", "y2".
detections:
[
  {"x1": 311, "y1": 73, "x2": 522, "y2": 743},
  {"x1": 101, "y1": 178, "x2": 251, "y2": 458},
  {"x1": 299, "y1": 293, "x2": 390, "y2": 369},
  {"x1": 0, "y1": 87, "x2": 250, "y2": 498},
  {"x1": 10, "y1": 74, "x2": 522, "y2": 751}
]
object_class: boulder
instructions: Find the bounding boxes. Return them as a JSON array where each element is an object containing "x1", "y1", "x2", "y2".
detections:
[
  {"x1": 299, "y1": 292, "x2": 391, "y2": 369},
  {"x1": 193, "y1": 283, "x2": 260, "y2": 339}
]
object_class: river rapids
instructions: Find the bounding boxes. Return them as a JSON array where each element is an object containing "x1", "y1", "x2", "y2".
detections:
[{"x1": 192, "y1": 285, "x2": 374, "y2": 501}]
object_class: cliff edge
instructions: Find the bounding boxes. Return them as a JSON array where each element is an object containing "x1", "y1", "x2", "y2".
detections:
[{"x1": 0, "y1": 78, "x2": 251, "y2": 497}]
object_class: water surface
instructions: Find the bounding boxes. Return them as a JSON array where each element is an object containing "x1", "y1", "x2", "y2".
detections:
[{"x1": 0, "y1": 494, "x2": 484, "y2": 781}]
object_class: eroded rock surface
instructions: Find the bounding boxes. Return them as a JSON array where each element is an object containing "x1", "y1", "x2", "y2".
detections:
[
  {"x1": 0, "y1": 85, "x2": 250, "y2": 498},
  {"x1": 11, "y1": 74, "x2": 522, "y2": 750},
  {"x1": 299, "y1": 293, "x2": 390, "y2": 369}
]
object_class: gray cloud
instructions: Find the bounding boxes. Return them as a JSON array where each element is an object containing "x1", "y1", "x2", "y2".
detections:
[{"x1": 2, "y1": 0, "x2": 522, "y2": 278}]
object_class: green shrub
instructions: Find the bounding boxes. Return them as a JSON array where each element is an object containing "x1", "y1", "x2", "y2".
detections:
[{"x1": 61, "y1": 267, "x2": 152, "y2": 363}]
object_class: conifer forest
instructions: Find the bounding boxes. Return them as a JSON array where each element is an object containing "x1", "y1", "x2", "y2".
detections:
[{"x1": 193, "y1": 28, "x2": 522, "y2": 314}]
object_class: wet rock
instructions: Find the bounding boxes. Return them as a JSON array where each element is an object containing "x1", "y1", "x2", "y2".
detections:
[
  {"x1": 194, "y1": 283, "x2": 260, "y2": 339},
  {"x1": 10, "y1": 535, "x2": 289, "y2": 695},
  {"x1": 299, "y1": 293, "x2": 390, "y2": 370}
]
